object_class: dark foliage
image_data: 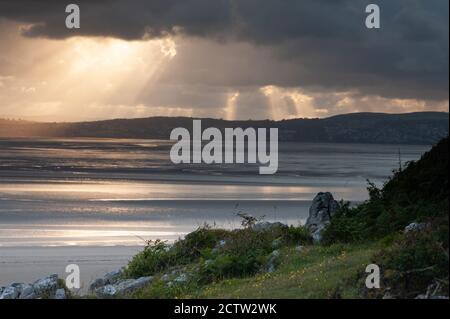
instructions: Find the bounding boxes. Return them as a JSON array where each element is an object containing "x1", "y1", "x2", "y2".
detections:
[{"x1": 322, "y1": 137, "x2": 449, "y2": 244}]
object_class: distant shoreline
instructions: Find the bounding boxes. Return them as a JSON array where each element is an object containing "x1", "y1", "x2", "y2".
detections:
[{"x1": 1, "y1": 111, "x2": 448, "y2": 145}]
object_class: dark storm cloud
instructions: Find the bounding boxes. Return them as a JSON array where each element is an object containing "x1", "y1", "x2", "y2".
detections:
[
  {"x1": 0, "y1": 0, "x2": 448, "y2": 101},
  {"x1": 0, "y1": 0, "x2": 232, "y2": 39}
]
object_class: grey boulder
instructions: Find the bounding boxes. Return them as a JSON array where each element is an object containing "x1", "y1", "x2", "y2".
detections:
[
  {"x1": 305, "y1": 192, "x2": 340, "y2": 242},
  {"x1": 104, "y1": 269, "x2": 123, "y2": 284},
  {"x1": 115, "y1": 277, "x2": 153, "y2": 294},
  {"x1": 18, "y1": 284, "x2": 35, "y2": 299},
  {"x1": 89, "y1": 268, "x2": 124, "y2": 292},
  {"x1": 33, "y1": 274, "x2": 59, "y2": 296},
  {"x1": 0, "y1": 286, "x2": 20, "y2": 299},
  {"x1": 95, "y1": 276, "x2": 153, "y2": 298},
  {"x1": 95, "y1": 285, "x2": 118, "y2": 298},
  {"x1": 89, "y1": 278, "x2": 106, "y2": 293},
  {"x1": 404, "y1": 222, "x2": 427, "y2": 233}
]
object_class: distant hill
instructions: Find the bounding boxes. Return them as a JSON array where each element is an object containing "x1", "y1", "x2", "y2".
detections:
[{"x1": 0, "y1": 112, "x2": 448, "y2": 145}]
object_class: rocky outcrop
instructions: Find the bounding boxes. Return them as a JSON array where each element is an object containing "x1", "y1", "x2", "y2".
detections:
[
  {"x1": 0, "y1": 270, "x2": 151, "y2": 299},
  {"x1": 88, "y1": 269, "x2": 124, "y2": 292},
  {"x1": 18, "y1": 284, "x2": 35, "y2": 299},
  {"x1": 94, "y1": 277, "x2": 153, "y2": 298},
  {"x1": 33, "y1": 274, "x2": 59, "y2": 296},
  {"x1": 89, "y1": 270, "x2": 153, "y2": 298},
  {"x1": 404, "y1": 222, "x2": 427, "y2": 233},
  {"x1": 0, "y1": 286, "x2": 19, "y2": 299},
  {"x1": 0, "y1": 274, "x2": 65, "y2": 299},
  {"x1": 305, "y1": 192, "x2": 340, "y2": 242}
]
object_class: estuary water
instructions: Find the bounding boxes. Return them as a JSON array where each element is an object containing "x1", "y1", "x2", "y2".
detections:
[{"x1": 0, "y1": 138, "x2": 429, "y2": 288}]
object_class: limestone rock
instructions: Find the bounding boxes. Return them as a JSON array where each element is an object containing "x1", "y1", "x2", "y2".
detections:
[
  {"x1": 0, "y1": 286, "x2": 20, "y2": 299},
  {"x1": 115, "y1": 277, "x2": 153, "y2": 295},
  {"x1": 404, "y1": 222, "x2": 427, "y2": 233},
  {"x1": 89, "y1": 278, "x2": 106, "y2": 293},
  {"x1": 0, "y1": 275, "x2": 61, "y2": 300},
  {"x1": 94, "y1": 276, "x2": 153, "y2": 298},
  {"x1": 18, "y1": 284, "x2": 35, "y2": 299},
  {"x1": 95, "y1": 285, "x2": 117, "y2": 299},
  {"x1": 89, "y1": 268, "x2": 124, "y2": 292},
  {"x1": 305, "y1": 192, "x2": 340, "y2": 242},
  {"x1": 104, "y1": 269, "x2": 123, "y2": 284},
  {"x1": 33, "y1": 274, "x2": 59, "y2": 297}
]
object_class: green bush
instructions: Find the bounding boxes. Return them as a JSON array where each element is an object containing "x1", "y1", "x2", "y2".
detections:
[
  {"x1": 322, "y1": 137, "x2": 449, "y2": 245},
  {"x1": 124, "y1": 239, "x2": 178, "y2": 278},
  {"x1": 125, "y1": 226, "x2": 230, "y2": 278},
  {"x1": 321, "y1": 202, "x2": 366, "y2": 244},
  {"x1": 373, "y1": 219, "x2": 449, "y2": 298},
  {"x1": 222, "y1": 228, "x2": 275, "y2": 256},
  {"x1": 194, "y1": 225, "x2": 311, "y2": 284},
  {"x1": 126, "y1": 223, "x2": 314, "y2": 282},
  {"x1": 173, "y1": 227, "x2": 229, "y2": 260},
  {"x1": 283, "y1": 225, "x2": 313, "y2": 245},
  {"x1": 197, "y1": 252, "x2": 266, "y2": 284}
]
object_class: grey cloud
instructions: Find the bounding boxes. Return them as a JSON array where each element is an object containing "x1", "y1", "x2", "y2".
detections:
[
  {"x1": 0, "y1": 0, "x2": 448, "y2": 102},
  {"x1": 0, "y1": 0, "x2": 232, "y2": 40}
]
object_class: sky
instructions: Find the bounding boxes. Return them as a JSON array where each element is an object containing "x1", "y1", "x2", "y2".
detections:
[{"x1": 0, "y1": 0, "x2": 448, "y2": 122}]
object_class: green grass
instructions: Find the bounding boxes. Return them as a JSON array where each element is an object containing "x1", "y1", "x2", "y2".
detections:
[
  {"x1": 129, "y1": 138, "x2": 449, "y2": 299},
  {"x1": 191, "y1": 244, "x2": 378, "y2": 299},
  {"x1": 133, "y1": 242, "x2": 379, "y2": 299}
]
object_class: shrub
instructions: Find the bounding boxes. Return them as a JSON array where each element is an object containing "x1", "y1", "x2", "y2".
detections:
[
  {"x1": 322, "y1": 137, "x2": 449, "y2": 245},
  {"x1": 222, "y1": 228, "x2": 275, "y2": 256},
  {"x1": 321, "y1": 203, "x2": 366, "y2": 245},
  {"x1": 124, "y1": 239, "x2": 177, "y2": 278},
  {"x1": 173, "y1": 226, "x2": 229, "y2": 260},
  {"x1": 197, "y1": 252, "x2": 265, "y2": 284},
  {"x1": 283, "y1": 225, "x2": 313, "y2": 245},
  {"x1": 125, "y1": 226, "x2": 230, "y2": 278},
  {"x1": 373, "y1": 220, "x2": 449, "y2": 298},
  {"x1": 194, "y1": 225, "x2": 306, "y2": 284}
]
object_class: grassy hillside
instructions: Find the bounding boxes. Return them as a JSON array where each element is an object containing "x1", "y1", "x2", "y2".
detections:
[
  {"x1": 180, "y1": 244, "x2": 378, "y2": 299},
  {"x1": 115, "y1": 137, "x2": 449, "y2": 299},
  {"x1": 322, "y1": 136, "x2": 449, "y2": 243},
  {"x1": 129, "y1": 244, "x2": 379, "y2": 299}
]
